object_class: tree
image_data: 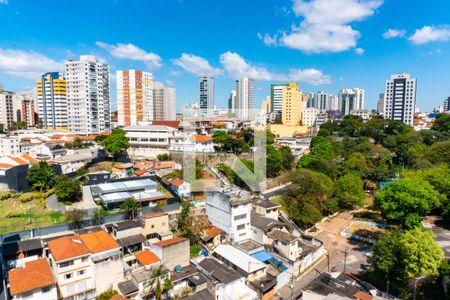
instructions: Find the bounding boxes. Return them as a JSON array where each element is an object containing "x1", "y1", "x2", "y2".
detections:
[
  {"x1": 95, "y1": 288, "x2": 118, "y2": 300},
  {"x1": 103, "y1": 128, "x2": 129, "y2": 160},
  {"x1": 344, "y1": 152, "x2": 371, "y2": 179},
  {"x1": 120, "y1": 197, "x2": 139, "y2": 219},
  {"x1": 428, "y1": 141, "x2": 450, "y2": 164},
  {"x1": 26, "y1": 161, "x2": 57, "y2": 191},
  {"x1": 148, "y1": 265, "x2": 169, "y2": 300},
  {"x1": 0, "y1": 123, "x2": 4, "y2": 133},
  {"x1": 266, "y1": 144, "x2": 282, "y2": 177},
  {"x1": 157, "y1": 153, "x2": 170, "y2": 161},
  {"x1": 55, "y1": 176, "x2": 81, "y2": 204},
  {"x1": 374, "y1": 178, "x2": 440, "y2": 228},
  {"x1": 431, "y1": 113, "x2": 450, "y2": 134},
  {"x1": 372, "y1": 227, "x2": 443, "y2": 282},
  {"x1": 91, "y1": 207, "x2": 108, "y2": 225},
  {"x1": 66, "y1": 209, "x2": 86, "y2": 229},
  {"x1": 177, "y1": 200, "x2": 192, "y2": 239},
  {"x1": 333, "y1": 173, "x2": 365, "y2": 208},
  {"x1": 280, "y1": 146, "x2": 295, "y2": 170}
]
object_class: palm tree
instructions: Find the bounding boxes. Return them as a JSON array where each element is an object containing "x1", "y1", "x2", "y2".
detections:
[
  {"x1": 148, "y1": 266, "x2": 169, "y2": 300},
  {"x1": 120, "y1": 197, "x2": 139, "y2": 219}
]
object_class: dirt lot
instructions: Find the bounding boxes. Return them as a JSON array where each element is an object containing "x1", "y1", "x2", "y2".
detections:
[
  {"x1": 307, "y1": 212, "x2": 371, "y2": 274},
  {"x1": 346, "y1": 223, "x2": 385, "y2": 240}
]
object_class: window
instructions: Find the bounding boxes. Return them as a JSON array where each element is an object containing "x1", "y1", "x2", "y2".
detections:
[
  {"x1": 81, "y1": 257, "x2": 88, "y2": 263},
  {"x1": 59, "y1": 261, "x2": 74, "y2": 268},
  {"x1": 237, "y1": 224, "x2": 246, "y2": 230},
  {"x1": 234, "y1": 214, "x2": 246, "y2": 221},
  {"x1": 42, "y1": 286, "x2": 51, "y2": 293},
  {"x1": 64, "y1": 273, "x2": 72, "y2": 280},
  {"x1": 77, "y1": 270, "x2": 86, "y2": 276}
]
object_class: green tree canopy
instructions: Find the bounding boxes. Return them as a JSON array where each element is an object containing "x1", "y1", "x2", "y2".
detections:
[
  {"x1": 26, "y1": 161, "x2": 57, "y2": 191},
  {"x1": 103, "y1": 128, "x2": 129, "y2": 160},
  {"x1": 372, "y1": 227, "x2": 444, "y2": 281},
  {"x1": 55, "y1": 176, "x2": 82, "y2": 204},
  {"x1": 374, "y1": 178, "x2": 440, "y2": 228},
  {"x1": 333, "y1": 173, "x2": 365, "y2": 208},
  {"x1": 280, "y1": 146, "x2": 295, "y2": 170},
  {"x1": 120, "y1": 197, "x2": 139, "y2": 219},
  {"x1": 266, "y1": 144, "x2": 282, "y2": 177},
  {"x1": 431, "y1": 113, "x2": 450, "y2": 134}
]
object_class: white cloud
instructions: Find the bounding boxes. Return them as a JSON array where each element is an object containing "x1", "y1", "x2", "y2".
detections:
[
  {"x1": 355, "y1": 47, "x2": 365, "y2": 54},
  {"x1": 269, "y1": 0, "x2": 383, "y2": 53},
  {"x1": 0, "y1": 48, "x2": 64, "y2": 79},
  {"x1": 219, "y1": 51, "x2": 330, "y2": 85},
  {"x1": 172, "y1": 53, "x2": 222, "y2": 77},
  {"x1": 409, "y1": 26, "x2": 450, "y2": 45},
  {"x1": 96, "y1": 41, "x2": 162, "y2": 68},
  {"x1": 383, "y1": 28, "x2": 406, "y2": 39},
  {"x1": 0, "y1": 0, "x2": 8, "y2": 4},
  {"x1": 257, "y1": 33, "x2": 279, "y2": 46}
]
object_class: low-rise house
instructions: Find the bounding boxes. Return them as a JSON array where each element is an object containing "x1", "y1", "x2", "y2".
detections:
[
  {"x1": 253, "y1": 200, "x2": 281, "y2": 220},
  {"x1": 206, "y1": 190, "x2": 255, "y2": 242},
  {"x1": 112, "y1": 163, "x2": 134, "y2": 178},
  {"x1": 8, "y1": 258, "x2": 57, "y2": 300},
  {"x1": 79, "y1": 230, "x2": 124, "y2": 294},
  {"x1": 118, "y1": 279, "x2": 139, "y2": 299},
  {"x1": 250, "y1": 213, "x2": 285, "y2": 245},
  {"x1": 213, "y1": 244, "x2": 277, "y2": 300},
  {"x1": 124, "y1": 125, "x2": 176, "y2": 159},
  {"x1": 200, "y1": 226, "x2": 223, "y2": 248},
  {"x1": 170, "y1": 134, "x2": 214, "y2": 153},
  {"x1": 149, "y1": 237, "x2": 190, "y2": 270},
  {"x1": 138, "y1": 212, "x2": 172, "y2": 242},
  {"x1": 53, "y1": 149, "x2": 94, "y2": 174},
  {"x1": 170, "y1": 264, "x2": 207, "y2": 297},
  {"x1": 195, "y1": 257, "x2": 258, "y2": 300},
  {"x1": 0, "y1": 135, "x2": 20, "y2": 157},
  {"x1": 110, "y1": 220, "x2": 147, "y2": 254},
  {"x1": 47, "y1": 235, "x2": 96, "y2": 299},
  {"x1": 134, "y1": 250, "x2": 161, "y2": 269},
  {"x1": 167, "y1": 178, "x2": 191, "y2": 198}
]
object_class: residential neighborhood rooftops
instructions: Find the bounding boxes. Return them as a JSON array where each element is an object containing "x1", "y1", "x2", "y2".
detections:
[
  {"x1": 135, "y1": 250, "x2": 160, "y2": 266},
  {"x1": 118, "y1": 279, "x2": 139, "y2": 296},
  {"x1": 116, "y1": 234, "x2": 147, "y2": 248},
  {"x1": 154, "y1": 237, "x2": 188, "y2": 247},
  {"x1": 267, "y1": 229, "x2": 298, "y2": 243},
  {"x1": 140, "y1": 211, "x2": 167, "y2": 219},
  {"x1": 251, "y1": 213, "x2": 284, "y2": 233},
  {"x1": 254, "y1": 200, "x2": 281, "y2": 209},
  {"x1": 48, "y1": 235, "x2": 90, "y2": 261},
  {"x1": 17, "y1": 238, "x2": 43, "y2": 253},
  {"x1": 198, "y1": 258, "x2": 242, "y2": 284},
  {"x1": 113, "y1": 220, "x2": 141, "y2": 231},
  {"x1": 168, "y1": 178, "x2": 185, "y2": 187},
  {"x1": 79, "y1": 230, "x2": 120, "y2": 254},
  {"x1": 213, "y1": 244, "x2": 266, "y2": 274},
  {"x1": 91, "y1": 178, "x2": 157, "y2": 196},
  {"x1": 8, "y1": 258, "x2": 56, "y2": 296},
  {"x1": 184, "y1": 287, "x2": 213, "y2": 300}
]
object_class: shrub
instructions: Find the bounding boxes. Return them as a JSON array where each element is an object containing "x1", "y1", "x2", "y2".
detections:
[
  {"x1": 0, "y1": 191, "x2": 13, "y2": 200},
  {"x1": 18, "y1": 192, "x2": 43, "y2": 203}
]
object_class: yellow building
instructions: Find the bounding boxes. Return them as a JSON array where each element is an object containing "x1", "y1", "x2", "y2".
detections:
[
  {"x1": 269, "y1": 82, "x2": 307, "y2": 136},
  {"x1": 37, "y1": 72, "x2": 68, "y2": 130},
  {"x1": 282, "y1": 82, "x2": 302, "y2": 126}
]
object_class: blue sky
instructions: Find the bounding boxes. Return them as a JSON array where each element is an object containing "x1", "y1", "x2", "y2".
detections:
[{"x1": 1, "y1": 0, "x2": 450, "y2": 112}]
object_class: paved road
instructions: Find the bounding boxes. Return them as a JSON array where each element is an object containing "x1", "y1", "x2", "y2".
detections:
[{"x1": 45, "y1": 194, "x2": 66, "y2": 212}]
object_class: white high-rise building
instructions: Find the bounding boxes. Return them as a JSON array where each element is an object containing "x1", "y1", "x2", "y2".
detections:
[
  {"x1": 65, "y1": 55, "x2": 110, "y2": 133},
  {"x1": 443, "y1": 97, "x2": 450, "y2": 112},
  {"x1": 307, "y1": 92, "x2": 338, "y2": 111},
  {"x1": 338, "y1": 88, "x2": 365, "y2": 116},
  {"x1": 236, "y1": 78, "x2": 254, "y2": 120},
  {"x1": 37, "y1": 72, "x2": 67, "y2": 130},
  {"x1": 153, "y1": 82, "x2": 176, "y2": 121},
  {"x1": 377, "y1": 93, "x2": 385, "y2": 115},
  {"x1": 0, "y1": 84, "x2": 14, "y2": 129},
  {"x1": 384, "y1": 73, "x2": 416, "y2": 126},
  {"x1": 116, "y1": 70, "x2": 153, "y2": 126},
  {"x1": 228, "y1": 90, "x2": 236, "y2": 113},
  {"x1": 270, "y1": 83, "x2": 288, "y2": 113},
  {"x1": 199, "y1": 77, "x2": 214, "y2": 115}
]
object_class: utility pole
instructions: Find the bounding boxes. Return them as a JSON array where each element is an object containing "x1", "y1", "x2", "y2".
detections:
[{"x1": 343, "y1": 249, "x2": 348, "y2": 273}]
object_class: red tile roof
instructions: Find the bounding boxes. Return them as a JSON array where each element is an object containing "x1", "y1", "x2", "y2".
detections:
[
  {"x1": 154, "y1": 237, "x2": 188, "y2": 247},
  {"x1": 8, "y1": 258, "x2": 56, "y2": 296},
  {"x1": 135, "y1": 169, "x2": 147, "y2": 176},
  {"x1": 79, "y1": 230, "x2": 120, "y2": 254},
  {"x1": 110, "y1": 295, "x2": 126, "y2": 300},
  {"x1": 135, "y1": 250, "x2": 160, "y2": 266},
  {"x1": 140, "y1": 212, "x2": 167, "y2": 219},
  {"x1": 169, "y1": 178, "x2": 185, "y2": 188},
  {"x1": 353, "y1": 291, "x2": 373, "y2": 300},
  {"x1": 151, "y1": 120, "x2": 180, "y2": 129},
  {"x1": 8, "y1": 156, "x2": 28, "y2": 165},
  {"x1": 0, "y1": 163, "x2": 13, "y2": 169},
  {"x1": 48, "y1": 235, "x2": 90, "y2": 261},
  {"x1": 193, "y1": 135, "x2": 213, "y2": 142},
  {"x1": 205, "y1": 226, "x2": 222, "y2": 238}
]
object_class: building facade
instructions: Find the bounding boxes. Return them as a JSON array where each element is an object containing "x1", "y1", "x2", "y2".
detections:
[
  {"x1": 236, "y1": 78, "x2": 254, "y2": 120},
  {"x1": 270, "y1": 83, "x2": 288, "y2": 113},
  {"x1": 338, "y1": 88, "x2": 365, "y2": 116},
  {"x1": 117, "y1": 70, "x2": 153, "y2": 126},
  {"x1": 0, "y1": 84, "x2": 14, "y2": 129},
  {"x1": 307, "y1": 92, "x2": 338, "y2": 111},
  {"x1": 65, "y1": 55, "x2": 111, "y2": 133},
  {"x1": 37, "y1": 72, "x2": 67, "y2": 130},
  {"x1": 228, "y1": 89, "x2": 236, "y2": 113},
  {"x1": 153, "y1": 82, "x2": 176, "y2": 121},
  {"x1": 199, "y1": 77, "x2": 214, "y2": 115},
  {"x1": 282, "y1": 82, "x2": 302, "y2": 126},
  {"x1": 383, "y1": 73, "x2": 416, "y2": 126},
  {"x1": 444, "y1": 96, "x2": 450, "y2": 112},
  {"x1": 16, "y1": 93, "x2": 35, "y2": 127},
  {"x1": 377, "y1": 93, "x2": 385, "y2": 115}
]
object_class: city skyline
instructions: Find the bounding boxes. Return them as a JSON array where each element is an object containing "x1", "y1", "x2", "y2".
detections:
[{"x1": 1, "y1": 0, "x2": 450, "y2": 112}]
